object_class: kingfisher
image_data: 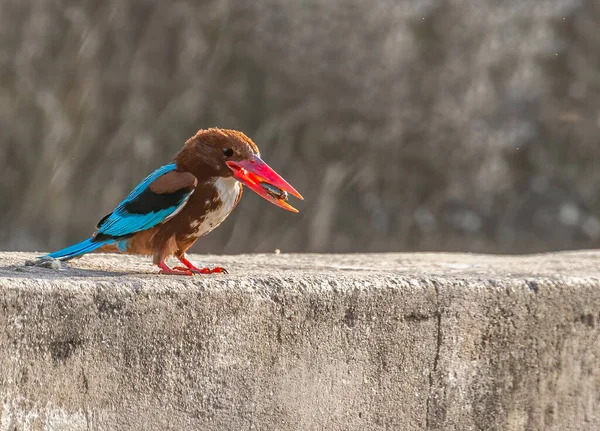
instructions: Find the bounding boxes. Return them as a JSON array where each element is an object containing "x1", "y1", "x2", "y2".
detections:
[{"x1": 42, "y1": 128, "x2": 303, "y2": 275}]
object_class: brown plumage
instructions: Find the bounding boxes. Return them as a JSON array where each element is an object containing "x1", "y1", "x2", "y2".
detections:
[{"x1": 45, "y1": 128, "x2": 303, "y2": 275}]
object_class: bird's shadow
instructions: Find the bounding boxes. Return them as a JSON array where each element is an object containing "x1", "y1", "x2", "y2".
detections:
[{"x1": 0, "y1": 263, "x2": 150, "y2": 280}]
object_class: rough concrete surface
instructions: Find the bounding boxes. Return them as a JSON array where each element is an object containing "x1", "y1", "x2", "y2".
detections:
[{"x1": 1, "y1": 251, "x2": 600, "y2": 431}]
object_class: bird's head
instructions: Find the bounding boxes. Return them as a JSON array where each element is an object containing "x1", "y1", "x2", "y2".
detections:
[{"x1": 176, "y1": 128, "x2": 303, "y2": 212}]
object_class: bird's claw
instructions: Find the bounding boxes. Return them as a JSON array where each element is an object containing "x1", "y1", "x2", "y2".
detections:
[
  {"x1": 175, "y1": 265, "x2": 228, "y2": 275},
  {"x1": 158, "y1": 261, "x2": 193, "y2": 276},
  {"x1": 176, "y1": 256, "x2": 228, "y2": 275},
  {"x1": 159, "y1": 268, "x2": 193, "y2": 276},
  {"x1": 208, "y1": 267, "x2": 228, "y2": 274}
]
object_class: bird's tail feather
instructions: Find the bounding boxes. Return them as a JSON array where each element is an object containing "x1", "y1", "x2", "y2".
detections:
[{"x1": 43, "y1": 237, "x2": 113, "y2": 261}]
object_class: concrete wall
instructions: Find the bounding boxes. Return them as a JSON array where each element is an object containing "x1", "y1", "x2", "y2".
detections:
[{"x1": 1, "y1": 251, "x2": 600, "y2": 430}]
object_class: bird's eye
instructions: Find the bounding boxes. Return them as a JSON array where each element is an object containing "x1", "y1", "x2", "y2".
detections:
[{"x1": 223, "y1": 147, "x2": 234, "y2": 158}]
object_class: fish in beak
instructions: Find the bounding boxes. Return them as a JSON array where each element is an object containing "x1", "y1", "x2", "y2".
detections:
[{"x1": 226, "y1": 156, "x2": 303, "y2": 212}]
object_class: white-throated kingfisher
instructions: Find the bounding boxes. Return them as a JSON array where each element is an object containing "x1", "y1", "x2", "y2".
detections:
[{"x1": 42, "y1": 128, "x2": 303, "y2": 275}]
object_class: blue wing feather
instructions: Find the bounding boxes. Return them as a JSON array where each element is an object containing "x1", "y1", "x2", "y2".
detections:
[
  {"x1": 45, "y1": 237, "x2": 114, "y2": 261},
  {"x1": 42, "y1": 163, "x2": 193, "y2": 262},
  {"x1": 95, "y1": 163, "x2": 193, "y2": 239},
  {"x1": 118, "y1": 163, "x2": 178, "y2": 206}
]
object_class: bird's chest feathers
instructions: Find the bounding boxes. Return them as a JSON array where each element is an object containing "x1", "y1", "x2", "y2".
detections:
[{"x1": 185, "y1": 177, "x2": 241, "y2": 237}]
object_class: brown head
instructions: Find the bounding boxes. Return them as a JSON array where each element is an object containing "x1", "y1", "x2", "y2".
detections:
[{"x1": 175, "y1": 128, "x2": 303, "y2": 212}]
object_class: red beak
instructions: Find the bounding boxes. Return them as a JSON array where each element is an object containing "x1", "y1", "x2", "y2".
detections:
[{"x1": 226, "y1": 156, "x2": 303, "y2": 212}]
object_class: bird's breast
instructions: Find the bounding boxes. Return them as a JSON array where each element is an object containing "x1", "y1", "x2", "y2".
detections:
[{"x1": 182, "y1": 176, "x2": 242, "y2": 238}]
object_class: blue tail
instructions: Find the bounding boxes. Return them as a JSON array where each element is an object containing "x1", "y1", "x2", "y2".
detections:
[{"x1": 44, "y1": 237, "x2": 114, "y2": 261}]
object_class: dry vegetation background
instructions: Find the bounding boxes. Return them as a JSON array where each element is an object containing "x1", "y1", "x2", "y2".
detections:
[{"x1": 1, "y1": 0, "x2": 600, "y2": 255}]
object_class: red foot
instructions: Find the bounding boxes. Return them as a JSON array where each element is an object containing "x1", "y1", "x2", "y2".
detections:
[
  {"x1": 158, "y1": 261, "x2": 193, "y2": 276},
  {"x1": 178, "y1": 256, "x2": 228, "y2": 275}
]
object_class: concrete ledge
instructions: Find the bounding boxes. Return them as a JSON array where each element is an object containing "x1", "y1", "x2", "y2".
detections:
[{"x1": 1, "y1": 251, "x2": 600, "y2": 430}]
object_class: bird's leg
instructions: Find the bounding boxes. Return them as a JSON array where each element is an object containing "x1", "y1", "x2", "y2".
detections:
[
  {"x1": 158, "y1": 261, "x2": 193, "y2": 276},
  {"x1": 175, "y1": 255, "x2": 228, "y2": 274}
]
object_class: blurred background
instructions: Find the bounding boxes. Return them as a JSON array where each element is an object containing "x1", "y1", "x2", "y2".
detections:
[{"x1": 1, "y1": 0, "x2": 600, "y2": 255}]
